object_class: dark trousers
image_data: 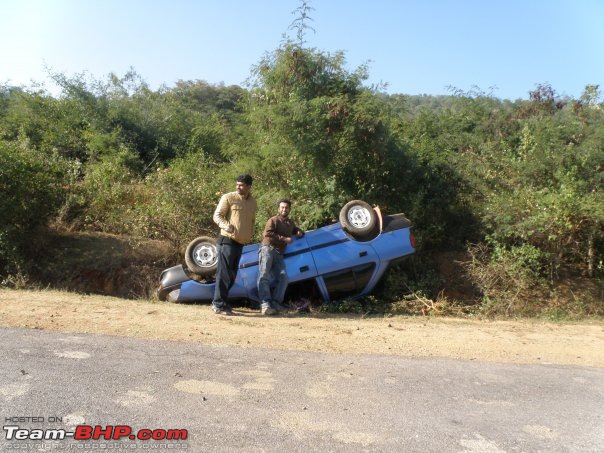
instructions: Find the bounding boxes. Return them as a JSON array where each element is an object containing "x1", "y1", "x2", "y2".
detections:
[{"x1": 212, "y1": 239, "x2": 243, "y2": 309}]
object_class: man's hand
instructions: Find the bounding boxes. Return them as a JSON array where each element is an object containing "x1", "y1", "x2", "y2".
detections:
[
  {"x1": 284, "y1": 237, "x2": 293, "y2": 244},
  {"x1": 224, "y1": 224, "x2": 235, "y2": 233}
]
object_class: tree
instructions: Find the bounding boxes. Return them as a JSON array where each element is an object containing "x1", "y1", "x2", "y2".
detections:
[
  {"x1": 289, "y1": 0, "x2": 316, "y2": 46},
  {"x1": 243, "y1": 41, "x2": 418, "y2": 228}
]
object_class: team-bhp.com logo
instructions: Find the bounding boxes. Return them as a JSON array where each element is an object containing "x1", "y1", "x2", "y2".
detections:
[{"x1": 3, "y1": 425, "x2": 188, "y2": 441}]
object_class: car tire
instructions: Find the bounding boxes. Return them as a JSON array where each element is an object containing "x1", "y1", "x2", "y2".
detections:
[
  {"x1": 157, "y1": 287, "x2": 180, "y2": 302},
  {"x1": 185, "y1": 236, "x2": 219, "y2": 277},
  {"x1": 157, "y1": 287, "x2": 168, "y2": 301},
  {"x1": 339, "y1": 200, "x2": 377, "y2": 237}
]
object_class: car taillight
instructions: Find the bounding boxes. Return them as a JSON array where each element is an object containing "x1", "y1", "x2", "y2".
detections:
[{"x1": 410, "y1": 232, "x2": 416, "y2": 248}]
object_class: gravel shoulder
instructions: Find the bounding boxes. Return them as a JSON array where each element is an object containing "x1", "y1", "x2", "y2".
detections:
[{"x1": 1, "y1": 288, "x2": 602, "y2": 367}]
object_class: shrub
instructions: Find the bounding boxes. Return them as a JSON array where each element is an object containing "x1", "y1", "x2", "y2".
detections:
[
  {"x1": 126, "y1": 152, "x2": 226, "y2": 251},
  {"x1": 465, "y1": 242, "x2": 549, "y2": 316},
  {"x1": 78, "y1": 146, "x2": 143, "y2": 232},
  {"x1": 0, "y1": 138, "x2": 67, "y2": 274}
]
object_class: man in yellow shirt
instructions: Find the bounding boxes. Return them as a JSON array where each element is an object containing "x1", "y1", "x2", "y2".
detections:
[{"x1": 211, "y1": 174, "x2": 257, "y2": 315}]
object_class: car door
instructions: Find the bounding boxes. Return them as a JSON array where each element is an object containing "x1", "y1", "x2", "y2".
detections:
[
  {"x1": 283, "y1": 235, "x2": 318, "y2": 283},
  {"x1": 305, "y1": 224, "x2": 380, "y2": 302}
]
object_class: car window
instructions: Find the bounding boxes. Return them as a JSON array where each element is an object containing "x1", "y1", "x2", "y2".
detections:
[{"x1": 323, "y1": 263, "x2": 376, "y2": 300}]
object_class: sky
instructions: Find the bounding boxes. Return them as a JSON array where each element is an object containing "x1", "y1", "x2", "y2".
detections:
[{"x1": 1, "y1": 0, "x2": 603, "y2": 100}]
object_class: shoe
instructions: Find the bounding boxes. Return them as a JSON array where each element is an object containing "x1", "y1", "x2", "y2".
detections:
[
  {"x1": 261, "y1": 303, "x2": 276, "y2": 316},
  {"x1": 212, "y1": 305, "x2": 233, "y2": 316}
]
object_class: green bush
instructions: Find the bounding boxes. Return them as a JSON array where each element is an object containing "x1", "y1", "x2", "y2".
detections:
[
  {"x1": 78, "y1": 146, "x2": 143, "y2": 232},
  {"x1": 125, "y1": 152, "x2": 227, "y2": 251},
  {"x1": 0, "y1": 138, "x2": 67, "y2": 274},
  {"x1": 466, "y1": 242, "x2": 549, "y2": 316}
]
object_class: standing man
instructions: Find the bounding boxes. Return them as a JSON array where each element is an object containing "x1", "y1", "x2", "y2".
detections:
[
  {"x1": 211, "y1": 174, "x2": 257, "y2": 315},
  {"x1": 257, "y1": 199, "x2": 304, "y2": 315}
]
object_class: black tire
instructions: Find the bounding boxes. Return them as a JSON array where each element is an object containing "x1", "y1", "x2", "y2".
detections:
[
  {"x1": 157, "y1": 287, "x2": 168, "y2": 301},
  {"x1": 339, "y1": 200, "x2": 377, "y2": 237},
  {"x1": 157, "y1": 286, "x2": 180, "y2": 302},
  {"x1": 185, "y1": 236, "x2": 218, "y2": 277}
]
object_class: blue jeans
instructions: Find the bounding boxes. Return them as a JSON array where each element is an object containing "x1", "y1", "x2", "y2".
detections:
[{"x1": 257, "y1": 245, "x2": 288, "y2": 306}]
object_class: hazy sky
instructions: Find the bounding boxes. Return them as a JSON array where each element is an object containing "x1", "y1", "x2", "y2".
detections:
[{"x1": 1, "y1": 0, "x2": 603, "y2": 100}]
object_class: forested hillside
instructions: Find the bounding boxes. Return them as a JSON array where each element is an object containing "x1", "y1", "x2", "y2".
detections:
[{"x1": 1, "y1": 41, "x2": 602, "y2": 317}]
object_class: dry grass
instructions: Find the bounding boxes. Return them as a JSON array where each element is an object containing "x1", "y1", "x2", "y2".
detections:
[{"x1": 1, "y1": 288, "x2": 603, "y2": 367}]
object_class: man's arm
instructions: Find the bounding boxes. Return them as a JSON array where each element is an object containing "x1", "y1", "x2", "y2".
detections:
[
  {"x1": 292, "y1": 221, "x2": 305, "y2": 237},
  {"x1": 213, "y1": 195, "x2": 234, "y2": 233}
]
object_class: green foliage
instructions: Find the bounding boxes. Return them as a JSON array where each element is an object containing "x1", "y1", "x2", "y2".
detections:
[
  {"x1": 393, "y1": 102, "x2": 483, "y2": 249},
  {"x1": 289, "y1": 0, "x2": 316, "y2": 45},
  {"x1": 245, "y1": 43, "x2": 422, "y2": 231},
  {"x1": 319, "y1": 298, "x2": 365, "y2": 314},
  {"x1": 466, "y1": 242, "x2": 549, "y2": 316},
  {"x1": 171, "y1": 80, "x2": 246, "y2": 117},
  {"x1": 470, "y1": 101, "x2": 603, "y2": 279},
  {"x1": 0, "y1": 50, "x2": 602, "y2": 316},
  {"x1": 77, "y1": 146, "x2": 143, "y2": 232},
  {"x1": 0, "y1": 138, "x2": 68, "y2": 273},
  {"x1": 126, "y1": 152, "x2": 226, "y2": 250}
]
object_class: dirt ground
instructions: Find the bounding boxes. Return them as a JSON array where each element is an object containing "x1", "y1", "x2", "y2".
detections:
[{"x1": 1, "y1": 288, "x2": 603, "y2": 367}]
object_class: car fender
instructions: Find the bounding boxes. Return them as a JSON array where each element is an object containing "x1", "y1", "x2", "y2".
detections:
[{"x1": 157, "y1": 265, "x2": 190, "y2": 301}]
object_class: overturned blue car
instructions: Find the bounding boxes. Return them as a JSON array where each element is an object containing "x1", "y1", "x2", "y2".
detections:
[{"x1": 157, "y1": 200, "x2": 415, "y2": 305}]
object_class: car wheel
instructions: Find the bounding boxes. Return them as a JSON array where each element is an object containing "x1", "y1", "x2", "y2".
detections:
[
  {"x1": 339, "y1": 200, "x2": 377, "y2": 237},
  {"x1": 165, "y1": 289, "x2": 181, "y2": 303},
  {"x1": 157, "y1": 287, "x2": 168, "y2": 301},
  {"x1": 157, "y1": 287, "x2": 180, "y2": 302},
  {"x1": 185, "y1": 236, "x2": 218, "y2": 277}
]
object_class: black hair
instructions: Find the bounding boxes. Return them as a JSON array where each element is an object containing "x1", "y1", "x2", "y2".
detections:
[
  {"x1": 277, "y1": 198, "x2": 292, "y2": 207},
  {"x1": 236, "y1": 174, "x2": 253, "y2": 185}
]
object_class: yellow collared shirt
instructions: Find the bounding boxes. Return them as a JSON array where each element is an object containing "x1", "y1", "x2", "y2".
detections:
[{"x1": 213, "y1": 191, "x2": 257, "y2": 245}]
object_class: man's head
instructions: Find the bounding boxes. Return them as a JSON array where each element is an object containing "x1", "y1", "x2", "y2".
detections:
[
  {"x1": 235, "y1": 174, "x2": 253, "y2": 197},
  {"x1": 277, "y1": 198, "x2": 291, "y2": 218}
]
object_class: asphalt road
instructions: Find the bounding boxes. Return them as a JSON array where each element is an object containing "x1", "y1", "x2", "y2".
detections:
[{"x1": 0, "y1": 327, "x2": 602, "y2": 452}]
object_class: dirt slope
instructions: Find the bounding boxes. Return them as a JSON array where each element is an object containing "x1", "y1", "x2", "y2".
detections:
[
  {"x1": 0, "y1": 289, "x2": 604, "y2": 367},
  {"x1": 0, "y1": 288, "x2": 602, "y2": 367}
]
